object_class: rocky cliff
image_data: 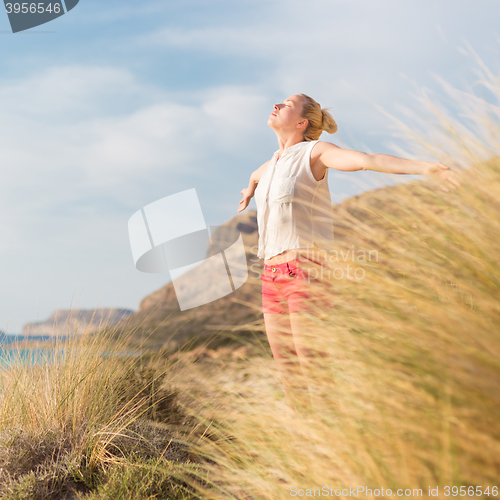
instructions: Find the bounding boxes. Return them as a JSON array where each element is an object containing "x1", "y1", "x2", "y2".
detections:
[
  {"x1": 114, "y1": 177, "x2": 436, "y2": 353},
  {"x1": 114, "y1": 209, "x2": 263, "y2": 352},
  {"x1": 22, "y1": 308, "x2": 135, "y2": 336}
]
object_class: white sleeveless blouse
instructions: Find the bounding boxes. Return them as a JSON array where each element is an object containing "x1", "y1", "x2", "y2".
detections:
[{"x1": 254, "y1": 140, "x2": 335, "y2": 260}]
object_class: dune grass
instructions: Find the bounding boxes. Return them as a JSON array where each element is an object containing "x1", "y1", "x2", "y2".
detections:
[
  {"x1": 1, "y1": 48, "x2": 500, "y2": 499},
  {"x1": 155, "y1": 51, "x2": 500, "y2": 499},
  {"x1": 0, "y1": 314, "x2": 218, "y2": 499}
]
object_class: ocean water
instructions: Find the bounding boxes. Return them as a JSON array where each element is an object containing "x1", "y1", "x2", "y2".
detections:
[
  {"x1": 0, "y1": 348, "x2": 66, "y2": 367},
  {"x1": 0, "y1": 334, "x2": 65, "y2": 344},
  {"x1": 0, "y1": 335, "x2": 66, "y2": 367},
  {"x1": 0, "y1": 334, "x2": 137, "y2": 367}
]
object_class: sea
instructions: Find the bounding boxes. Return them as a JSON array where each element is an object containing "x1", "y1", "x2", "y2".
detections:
[
  {"x1": 0, "y1": 333, "x2": 67, "y2": 367},
  {"x1": 0, "y1": 333, "x2": 136, "y2": 367}
]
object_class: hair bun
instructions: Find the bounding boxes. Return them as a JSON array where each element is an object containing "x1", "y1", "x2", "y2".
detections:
[
  {"x1": 299, "y1": 94, "x2": 338, "y2": 140},
  {"x1": 321, "y1": 108, "x2": 338, "y2": 134}
]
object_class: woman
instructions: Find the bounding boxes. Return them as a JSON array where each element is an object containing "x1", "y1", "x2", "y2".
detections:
[{"x1": 238, "y1": 94, "x2": 461, "y2": 412}]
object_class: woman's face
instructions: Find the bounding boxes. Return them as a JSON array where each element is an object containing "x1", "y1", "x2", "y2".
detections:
[{"x1": 268, "y1": 94, "x2": 306, "y2": 132}]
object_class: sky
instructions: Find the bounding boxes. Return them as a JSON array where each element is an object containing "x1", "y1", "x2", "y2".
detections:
[{"x1": 1, "y1": 0, "x2": 499, "y2": 333}]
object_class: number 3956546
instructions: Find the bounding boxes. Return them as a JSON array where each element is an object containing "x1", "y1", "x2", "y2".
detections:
[{"x1": 5, "y1": 3, "x2": 62, "y2": 14}]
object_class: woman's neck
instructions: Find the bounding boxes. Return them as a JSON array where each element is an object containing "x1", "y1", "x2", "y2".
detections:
[{"x1": 276, "y1": 133, "x2": 305, "y2": 160}]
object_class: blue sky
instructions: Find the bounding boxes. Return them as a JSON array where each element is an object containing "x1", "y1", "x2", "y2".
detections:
[{"x1": 1, "y1": 0, "x2": 499, "y2": 333}]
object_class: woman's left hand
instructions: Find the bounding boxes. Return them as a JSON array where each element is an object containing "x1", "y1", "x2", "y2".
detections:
[{"x1": 423, "y1": 162, "x2": 462, "y2": 192}]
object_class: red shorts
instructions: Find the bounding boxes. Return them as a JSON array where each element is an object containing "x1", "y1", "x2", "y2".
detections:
[{"x1": 260, "y1": 257, "x2": 331, "y2": 314}]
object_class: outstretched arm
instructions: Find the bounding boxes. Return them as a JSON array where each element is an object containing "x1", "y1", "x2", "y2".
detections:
[
  {"x1": 238, "y1": 159, "x2": 270, "y2": 212},
  {"x1": 316, "y1": 142, "x2": 462, "y2": 192}
]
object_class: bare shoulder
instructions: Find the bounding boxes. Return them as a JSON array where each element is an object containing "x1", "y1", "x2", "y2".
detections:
[
  {"x1": 311, "y1": 140, "x2": 338, "y2": 161},
  {"x1": 310, "y1": 140, "x2": 339, "y2": 169},
  {"x1": 312, "y1": 141, "x2": 371, "y2": 172},
  {"x1": 309, "y1": 141, "x2": 332, "y2": 182}
]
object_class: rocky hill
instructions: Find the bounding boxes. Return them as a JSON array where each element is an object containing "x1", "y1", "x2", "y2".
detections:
[
  {"x1": 114, "y1": 176, "x2": 446, "y2": 353},
  {"x1": 22, "y1": 308, "x2": 135, "y2": 336},
  {"x1": 114, "y1": 209, "x2": 263, "y2": 352},
  {"x1": 113, "y1": 180, "x2": 438, "y2": 350}
]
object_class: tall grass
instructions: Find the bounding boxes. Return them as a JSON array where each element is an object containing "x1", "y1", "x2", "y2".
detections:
[
  {"x1": 162, "y1": 48, "x2": 500, "y2": 499},
  {"x1": 0, "y1": 310, "x2": 209, "y2": 499},
  {"x1": 1, "y1": 46, "x2": 500, "y2": 500}
]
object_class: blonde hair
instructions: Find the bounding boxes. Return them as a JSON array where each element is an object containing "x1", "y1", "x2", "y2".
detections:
[{"x1": 299, "y1": 93, "x2": 338, "y2": 141}]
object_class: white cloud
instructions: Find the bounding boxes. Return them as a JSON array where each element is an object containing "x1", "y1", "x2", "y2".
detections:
[
  {"x1": 0, "y1": 65, "x2": 275, "y2": 251},
  {"x1": 2, "y1": 0, "x2": 500, "y2": 332}
]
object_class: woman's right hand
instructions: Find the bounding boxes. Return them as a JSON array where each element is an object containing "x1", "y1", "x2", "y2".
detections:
[{"x1": 238, "y1": 188, "x2": 253, "y2": 212}]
